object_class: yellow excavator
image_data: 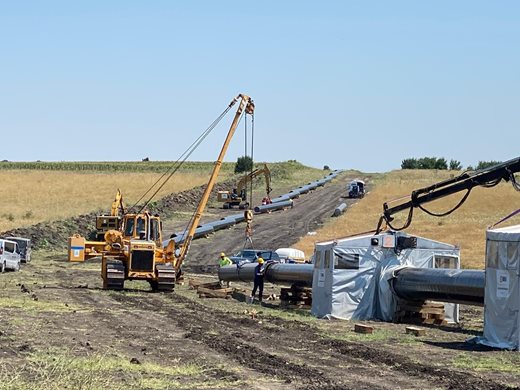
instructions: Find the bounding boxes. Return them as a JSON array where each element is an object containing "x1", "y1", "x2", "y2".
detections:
[
  {"x1": 67, "y1": 94, "x2": 255, "y2": 291},
  {"x1": 217, "y1": 163, "x2": 272, "y2": 209},
  {"x1": 95, "y1": 190, "x2": 125, "y2": 240}
]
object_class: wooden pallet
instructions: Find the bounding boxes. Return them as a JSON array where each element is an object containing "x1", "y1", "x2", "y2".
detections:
[
  {"x1": 394, "y1": 300, "x2": 446, "y2": 325},
  {"x1": 190, "y1": 279, "x2": 235, "y2": 299}
]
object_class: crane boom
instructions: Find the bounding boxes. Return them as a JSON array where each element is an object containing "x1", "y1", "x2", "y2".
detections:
[
  {"x1": 377, "y1": 156, "x2": 520, "y2": 233},
  {"x1": 175, "y1": 94, "x2": 255, "y2": 267}
]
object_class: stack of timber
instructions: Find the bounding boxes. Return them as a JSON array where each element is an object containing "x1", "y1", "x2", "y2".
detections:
[
  {"x1": 188, "y1": 279, "x2": 234, "y2": 299},
  {"x1": 280, "y1": 285, "x2": 312, "y2": 309},
  {"x1": 394, "y1": 300, "x2": 446, "y2": 325}
]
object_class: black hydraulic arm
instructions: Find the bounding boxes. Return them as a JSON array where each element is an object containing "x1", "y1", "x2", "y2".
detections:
[{"x1": 377, "y1": 156, "x2": 520, "y2": 233}]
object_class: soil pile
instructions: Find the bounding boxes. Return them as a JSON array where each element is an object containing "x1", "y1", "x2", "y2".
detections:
[{"x1": 0, "y1": 180, "x2": 234, "y2": 250}]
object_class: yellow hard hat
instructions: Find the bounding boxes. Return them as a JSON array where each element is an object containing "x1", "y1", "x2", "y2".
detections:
[
  {"x1": 257, "y1": 257, "x2": 264, "y2": 264},
  {"x1": 220, "y1": 252, "x2": 225, "y2": 257}
]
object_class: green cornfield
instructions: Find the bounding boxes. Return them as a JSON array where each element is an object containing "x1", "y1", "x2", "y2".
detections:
[{"x1": 0, "y1": 161, "x2": 237, "y2": 173}]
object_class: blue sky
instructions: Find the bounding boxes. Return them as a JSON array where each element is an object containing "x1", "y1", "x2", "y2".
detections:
[{"x1": 1, "y1": 1, "x2": 518, "y2": 171}]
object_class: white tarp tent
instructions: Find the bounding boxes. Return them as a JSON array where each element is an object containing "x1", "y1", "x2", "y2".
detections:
[
  {"x1": 311, "y1": 231, "x2": 460, "y2": 322},
  {"x1": 475, "y1": 225, "x2": 520, "y2": 350}
]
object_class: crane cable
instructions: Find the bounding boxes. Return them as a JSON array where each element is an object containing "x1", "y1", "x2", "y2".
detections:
[
  {"x1": 129, "y1": 102, "x2": 236, "y2": 213},
  {"x1": 179, "y1": 111, "x2": 247, "y2": 243}
]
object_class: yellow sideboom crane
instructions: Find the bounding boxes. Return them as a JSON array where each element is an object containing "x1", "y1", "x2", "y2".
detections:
[
  {"x1": 169, "y1": 94, "x2": 255, "y2": 272},
  {"x1": 217, "y1": 163, "x2": 272, "y2": 209},
  {"x1": 69, "y1": 94, "x2": 255, "y2": 292}
]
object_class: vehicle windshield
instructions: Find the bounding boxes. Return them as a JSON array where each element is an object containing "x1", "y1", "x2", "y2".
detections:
[
  {"x1": 238, "y1": 250, "x2": 274, "y2": 260},
  {"x1": 240, "y1": 250, "x2": 257, "y2": 259},
  {"x1": 7, "y1": 239, "x2": 26, "y2": 250}
]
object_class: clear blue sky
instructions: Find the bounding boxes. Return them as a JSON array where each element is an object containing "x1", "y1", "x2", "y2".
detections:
[{"x1": 1, "y1": 1, "x2": 518, "y2": 171}]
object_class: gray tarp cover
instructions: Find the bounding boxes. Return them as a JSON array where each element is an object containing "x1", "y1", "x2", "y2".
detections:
[
  {"x1": 311, "y1": 232, "x2": 459, "y2": 322},
  {"x1": 473, "y1": 225, "x2": 520, "y2": 350}
]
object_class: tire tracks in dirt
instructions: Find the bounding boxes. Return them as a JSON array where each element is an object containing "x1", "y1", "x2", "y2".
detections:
[{"x1": 109, "y1": 292, "x2": 515, "y2": 390}]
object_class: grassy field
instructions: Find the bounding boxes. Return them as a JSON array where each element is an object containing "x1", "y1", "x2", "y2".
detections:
[
  {"x1": 0, "y1": 161, "x2": 324, "y2": 232},
  {"x1": 294, "y1": 169, "x2": 520, "y2": 269}
]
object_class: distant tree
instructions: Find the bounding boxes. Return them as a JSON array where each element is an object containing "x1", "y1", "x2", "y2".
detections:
[
  {"x1": 401, "y1": 157, "x2": 449, "y2": 170},
  {"x1": 323, "y1": 165, "x2": 330, "y2": 170},
  {"x1": 449, "y1": 159, "x2": 462, "y2": 170},
  {"x1": 433, "y1": 157, "x2": 448, "y2": 170},
  {"x1": 401, "y1": 158, "x2": 418, "y2": 169},
  {"x1": 476, "y1": 160, "x2": 502, "y2": 170},
  {"x1": 234, "y1": 156, "x2": 253, "y2": 173}
]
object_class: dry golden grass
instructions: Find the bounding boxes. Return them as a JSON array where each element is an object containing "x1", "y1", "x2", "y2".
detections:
[
  {"x1": 294, "y1": 170, "x2": 520, "y2": 269},
  {"x1": 0, "y1": 170, "x2": 214, "y2": 232}
]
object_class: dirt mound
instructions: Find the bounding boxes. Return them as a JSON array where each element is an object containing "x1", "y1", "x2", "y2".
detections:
[{"x1": 0, "y1": 180, "x2": 234, "y2": 250}]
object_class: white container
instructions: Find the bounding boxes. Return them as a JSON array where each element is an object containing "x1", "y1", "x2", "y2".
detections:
[{"x1": 275, "y1": 248, "x2": 305, "y2": 263}]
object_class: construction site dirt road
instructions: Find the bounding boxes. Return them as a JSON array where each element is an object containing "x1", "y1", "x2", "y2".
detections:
[{"x1": 167, "y1": 175, "x2": 361, "y2": 273}]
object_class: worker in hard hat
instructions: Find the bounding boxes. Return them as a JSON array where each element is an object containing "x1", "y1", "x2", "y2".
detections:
[
  {"x1": 218, "y1": 252, "x2": 232, "y2": 287},
  {"x1": 250, "y1": 257, "x2": 265, "y2": 303},
  {"x1": 218, "y1": 252, "x2": 232, "y2": 268}
]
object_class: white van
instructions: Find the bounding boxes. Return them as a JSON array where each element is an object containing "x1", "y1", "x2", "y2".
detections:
[
  {"x1": 0, "y1": 239, "x2": 21, "y2": 272},
  {"x1": 4, "y1": 237, "x2": 31, "y2": 263}
]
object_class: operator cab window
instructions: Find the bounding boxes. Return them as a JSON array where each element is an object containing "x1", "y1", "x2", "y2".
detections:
[
  {"x1": 125, "y1": 218, "x2": 135, "y2": 237},
  {"x1": 150, "y1": 219, "x2": 160, "y2": 242},
  {"x1": 136, "y1": 217, "x2": 145, "y2": 237}
]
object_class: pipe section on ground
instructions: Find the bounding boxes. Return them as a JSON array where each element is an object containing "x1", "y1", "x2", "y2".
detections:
[
  {"x1": 333, "y1": 203, "x2": 347, "y2": 217},
  {"x1": 254, "y1": 199, "x2": 293, "y2": 213},
  {"x1": 392, "y1": 268, "x2": 485, "y2": 306},
  {"x1": 218, "y1": 263, "x2": 313, "y2": 286}
]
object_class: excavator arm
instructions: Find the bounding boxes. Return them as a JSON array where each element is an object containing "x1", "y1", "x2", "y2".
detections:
[
  {"x1": 376, "y1": 156, "x2": 520, "y2": 233},
  {"x1": 110, "y1": 189, "x2": 125, "y2": 216},
  {"x1": 174, "y1": 94, "x2": 255, "y2": 269},
  {"x1": 236, "y1": 163, "x2": 272, "y2": 199}
]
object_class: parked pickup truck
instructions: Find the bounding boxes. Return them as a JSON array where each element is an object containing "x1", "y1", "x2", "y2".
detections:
[
  {"x1": 229, "y1": 249, "x2": 280, "y2": 265},
  {"x1": 0, "y1": 239, "x2": 21, "y2": 272}
]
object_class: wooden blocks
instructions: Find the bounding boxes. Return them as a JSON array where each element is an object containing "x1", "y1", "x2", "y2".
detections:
[
  {"x1": 405, "y1": 326, "x2": 426, "y2": 337},
  {"x1": 190, "y1": 279, "x2": 235, "y2": 299},
  {"x1": 280, "y1": 285, "x2": 312, "y2": 309},
  {"x1": 197, "y1": 286, "x2": 234, "y2": 299},
  {"x1": 394, "y1": 300, "x2": 446, "y2": 325},
  {"x1": 354, "y1": 324, "x2": 374, "y2": 334}
]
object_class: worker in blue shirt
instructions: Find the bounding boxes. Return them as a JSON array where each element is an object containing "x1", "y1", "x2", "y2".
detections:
[{"x1": 250, "y1": 257, "x2": 265, "y2": 303}]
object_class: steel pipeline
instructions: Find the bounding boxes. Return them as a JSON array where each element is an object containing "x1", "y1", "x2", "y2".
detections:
[
  {"x1": 219, "y1": 263, "x2": 486, "y2": 306},
  {"x1": 254, "y1": 199, "x2": 293, "y2": 213},
  {"x1": 218, "y1": 262, "x2": 313, "y2": 286},
  {"x1": 391, "y1": 267, "x2": 485, "y2": 306}
]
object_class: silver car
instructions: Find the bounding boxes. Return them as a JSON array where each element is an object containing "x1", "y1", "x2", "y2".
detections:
[{"x1": 0, "y1": 239, "x2": 21, "y2": 272}]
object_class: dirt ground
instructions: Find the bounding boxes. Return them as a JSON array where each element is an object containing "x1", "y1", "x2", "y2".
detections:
[{"x1": 1, "y1": 177, "x2": 520, "y2": 389}]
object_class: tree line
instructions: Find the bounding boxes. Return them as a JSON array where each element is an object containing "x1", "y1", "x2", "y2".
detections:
[{"x1": 401, "y1": 157, "x2": 502, "y2": 171}]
